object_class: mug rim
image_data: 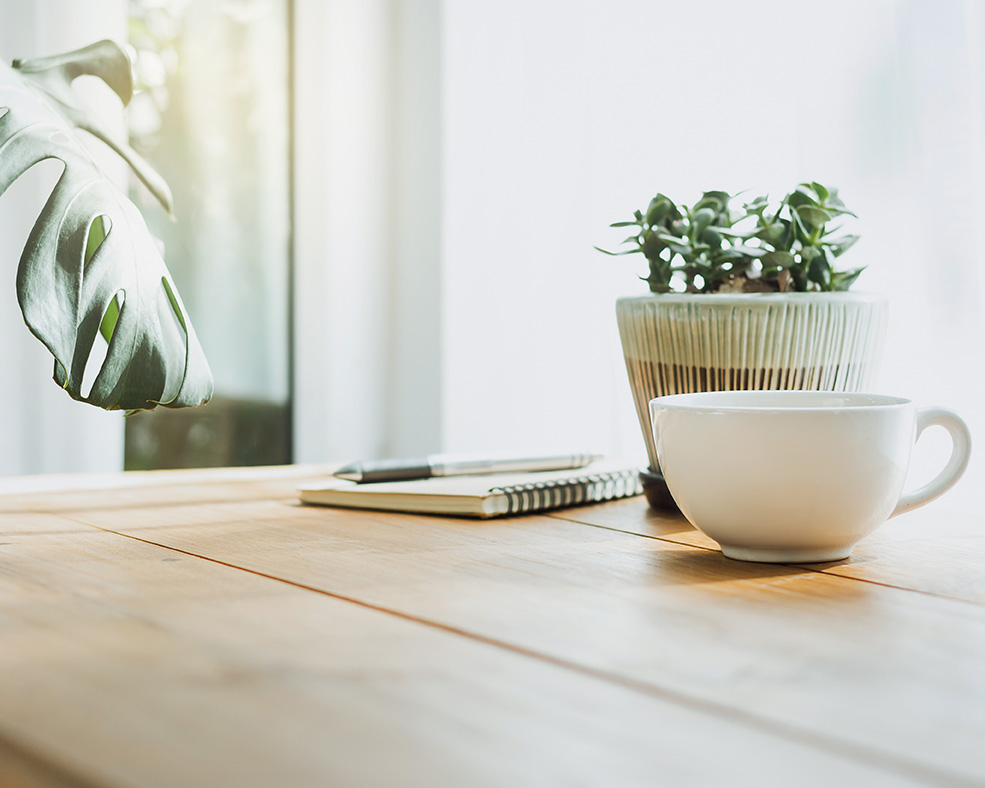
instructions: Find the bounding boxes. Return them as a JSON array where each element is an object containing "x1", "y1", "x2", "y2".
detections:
[{"x1": 649, "y1": 391, "x2": 911, "y2": 413}]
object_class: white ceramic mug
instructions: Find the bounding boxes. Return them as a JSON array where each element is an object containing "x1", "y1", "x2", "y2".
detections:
[{"x1": 649, "y1": 391, "x2": 972, "y2": 563}]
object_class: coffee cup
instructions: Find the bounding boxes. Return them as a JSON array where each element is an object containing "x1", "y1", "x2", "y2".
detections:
[{"x1": 648, "y1": 391, "x2": 972, "y2": 563}]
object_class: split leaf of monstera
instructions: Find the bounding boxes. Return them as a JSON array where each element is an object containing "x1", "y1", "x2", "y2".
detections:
[{"x1": 0, "y1": 39, "x2": 213, "y2": 412}]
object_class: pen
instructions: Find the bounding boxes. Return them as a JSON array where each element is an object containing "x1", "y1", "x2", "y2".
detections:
[{"x1": 333, "y1": 452, "x2": 603, "y2": 483}]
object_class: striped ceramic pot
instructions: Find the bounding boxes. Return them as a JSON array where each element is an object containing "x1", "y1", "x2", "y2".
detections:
[{"x1": 616, "y1": 292, "x2": 889, "y2": 509}]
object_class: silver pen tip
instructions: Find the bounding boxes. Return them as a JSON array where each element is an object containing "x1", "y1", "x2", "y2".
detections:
[{"x1": 333, "y1": 463, "x2": 362, "y2": 482}]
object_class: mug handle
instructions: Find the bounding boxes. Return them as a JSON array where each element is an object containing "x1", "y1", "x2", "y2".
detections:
[{"x1": 891, "y1": 407, "x2": 972, "y2": 518}]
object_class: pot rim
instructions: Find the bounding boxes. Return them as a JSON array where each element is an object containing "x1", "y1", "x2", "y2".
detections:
[{"x1": 616, "y1": 291, "x2": 886, "y2": 306}]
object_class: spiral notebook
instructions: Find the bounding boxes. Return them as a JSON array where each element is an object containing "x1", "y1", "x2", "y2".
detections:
[{"x1": 299, "y1": 460, "x2": 643, "y2": 519}]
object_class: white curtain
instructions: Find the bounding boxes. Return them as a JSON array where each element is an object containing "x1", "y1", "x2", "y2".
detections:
[
  {"x1": 0, "y1": 0, "x2": 127, "y2": 476},
  {"x1": 295, "y1": 0, "x2": 983, "y2": 509},
  {"x1": 293, "y1": 0, "x2": 444, "y2": 463}
]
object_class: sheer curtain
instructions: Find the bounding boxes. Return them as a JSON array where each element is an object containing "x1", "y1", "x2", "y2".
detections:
[
  {"x1": 293, "y1": 0, "x2": 444, "y2": 463},
  {"x1": 295, "y1": 0, "x2": 983, "y2": 510},
  {"x1": 0, "y1": 1, "x2": 127, "y2": 476}
]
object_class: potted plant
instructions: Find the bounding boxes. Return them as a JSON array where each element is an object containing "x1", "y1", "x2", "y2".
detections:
[
  {"x1": 599, "y1": 183, "x2": 887, "y2": 508},
  {"x1": 0, "y1": 40, "x2": 211, "y2": 413}
]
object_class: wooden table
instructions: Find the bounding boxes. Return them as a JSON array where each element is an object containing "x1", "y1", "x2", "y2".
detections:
[{"x1": 0, "y1": 465, "x2": 982, "y2": 788}]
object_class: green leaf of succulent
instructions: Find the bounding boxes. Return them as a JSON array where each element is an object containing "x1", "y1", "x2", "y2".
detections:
[
  {"x1": 830, "y1": 266, "x2": 865, "y2": 291},
  {"x1": 757, "y1": 222, "x2": 789, "y2": 247},
  {"x1": 691, "y1": 207, "x2": 716, "y2": 236},
  {"x1": 795, "y1": 204, "x2": 832, "y2": 228},
  {"x1": 655, "y1": 233, "x2": 692, "y2": 256},
  {"x1": 645, "y1": 256, "x2": 674, "y2": 292},
  {"x1": 827, "y1": 234, "x2": 860, "y2": 257},
  {"x1": 609, "y1": 220, "x2": 642, "y2": 228},
  {"x1": 786, "y1": 186, "x2": 818, "y2": 209},
  {"x1": 695, "y1": 191, "x2": 730, "y2": 212},
  {"x1": 642, "y1": 230, "x2": 664, "y2": 259},
  {"x1": 826, "y1": 188, "x2": 846, "y2": 208},
  {"x1": 700, "y1": 227, "x2": 722, "y2": 248},
  {"x1": 645, "y1": 194, "x2": 677, "y2": 226},
  {"x1": 800, "y1": 246, "x2": 823, "y2": 264},
  {"x1": 1, "y1": 40, "x2": 213, "y2": 411},
  {"x1": 729, "y1": 244, "x2": 768, "y2": 258},
  {"x1": 594, "y1": 245, "x2": 642, "y2": 256},
  {"x1": 807, "y1": 254, "x2": 831, "y2": 288},
  {"x1": 760, "y1": 250, "x2": 795, "y2": 268},
  {"x1": 645, "y1": 279, "x2": 673, "y2": 294},
  {"x1": 790, "y1": 206, "x2": 813, "y2": 241},
  {"x1": 811, "y1": 182, "x2": 829, "y2": 201},
  {"x1": 816, "y1": 186, "x2": 857, "y2": 219},
  {"x1": 743, "y1": 195, "x2": 769, "y2": 214},
  {"x1": 717, "y1": 226, "x2": 758, "y2": 240}
]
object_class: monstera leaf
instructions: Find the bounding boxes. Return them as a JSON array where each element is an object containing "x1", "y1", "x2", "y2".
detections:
[{"x1": 0, "y1": 39, "x2": 212, "y2": 411}]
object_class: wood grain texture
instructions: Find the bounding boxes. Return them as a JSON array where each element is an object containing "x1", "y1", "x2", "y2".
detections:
[
  {"x1": 8, "y1": 466, "x2": 981, "y2": 786},
  {"x1": 0, "y1": 500, "x2": 924, "y2": 788},
  {"x1": 0, "y1": 738, "x2": 100, "y2": 788},
  {"x1": 552, "y1": 498, "x2": 985, "y2": 604}
]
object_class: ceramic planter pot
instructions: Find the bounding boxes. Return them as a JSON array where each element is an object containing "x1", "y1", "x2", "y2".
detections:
[{"x1": 615, "y1": 292, "x2": 889, "y2": 509}]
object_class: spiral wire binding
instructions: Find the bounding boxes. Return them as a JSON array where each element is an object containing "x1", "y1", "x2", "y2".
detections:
[{"x1": 490, "y1": 468, "x2": 643, "y2": 515}]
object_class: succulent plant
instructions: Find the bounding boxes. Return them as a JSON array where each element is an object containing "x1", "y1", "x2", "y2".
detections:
[{"x1": 598, "y1": 182, "x2": 863, "y2": 294}]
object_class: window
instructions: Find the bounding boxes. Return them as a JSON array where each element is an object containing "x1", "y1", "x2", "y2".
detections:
[{"x1": 125, "y1": 0, "x2": 291, "y2": 469}]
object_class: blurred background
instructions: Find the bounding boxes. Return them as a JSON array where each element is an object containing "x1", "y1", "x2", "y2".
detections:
[{"x1": 0, "y1": 0, "x2": 982, "y2": 508}]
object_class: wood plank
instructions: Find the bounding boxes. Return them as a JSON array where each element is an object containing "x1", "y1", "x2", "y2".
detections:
[
  {"x1": 31, "y1": 478, "x2": 985, "y2": 786},
  {"x1": 0, "y1": 509, "x2": 924, "y2": 788},
  {"x1": 0, "y1": 738, "x2": 99, "y2": 788},
  {"x1": 551, "y1": 498, "x2": 985, "y2": 604},
  {"x1": 0, "y1": 464, "x2": 328, "y2": 498},
  {"x1": 0, "y1": 465, "x2": 328, "y2": 515}
]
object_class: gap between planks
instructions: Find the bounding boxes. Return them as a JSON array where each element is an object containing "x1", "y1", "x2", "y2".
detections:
[
  {"x1": 545, "y1": 510, "x2": 985, "y2": 609},
  {"x1": 46, "y1": 508, "x2": 978, "y2": 788}
]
